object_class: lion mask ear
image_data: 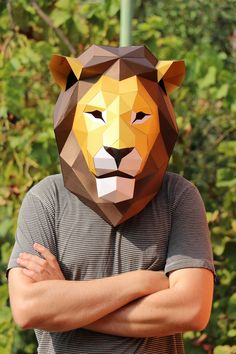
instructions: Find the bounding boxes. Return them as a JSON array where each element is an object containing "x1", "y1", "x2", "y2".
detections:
[
  {"x1": 49, "y1": 55, "x2": 83, "y2": 91},
  {"x1": 156, "y1": 60, "x2": 185, "y2": 94}
]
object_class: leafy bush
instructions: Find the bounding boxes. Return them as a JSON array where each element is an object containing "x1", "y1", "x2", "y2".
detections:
[{"x1": 0, "y1": 1, "x2": 235, "y2": 352}]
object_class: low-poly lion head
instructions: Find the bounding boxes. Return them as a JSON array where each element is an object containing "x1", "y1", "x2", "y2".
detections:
[{"x1": 49, "y1": 45, "x2": 185, "y2": 226}]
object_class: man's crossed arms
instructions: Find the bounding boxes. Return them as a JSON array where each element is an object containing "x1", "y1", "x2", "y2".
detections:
[{"x1": 8, "y1": 243, "x2": 214, "y2": 337}]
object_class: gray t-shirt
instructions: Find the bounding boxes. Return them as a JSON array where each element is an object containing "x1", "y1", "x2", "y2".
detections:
[{"x1": 7, "y1": 172, "x2": 215, "y2": 354}]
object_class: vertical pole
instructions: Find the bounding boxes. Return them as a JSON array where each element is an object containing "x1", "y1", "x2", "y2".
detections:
[{"x1": 120, "y1": 0, "x2": 134, "y2": 47}]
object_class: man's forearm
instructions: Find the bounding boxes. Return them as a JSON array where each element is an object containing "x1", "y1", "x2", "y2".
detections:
[
  {"x1": 86, "y1": 269, "x2": 214, "y2": 338},
  {"x1": 86, "y1": 288, "x2": 187, "y2": 337},
  {"x1": 9, "y1": 268, "x2": 168, "y2": 332}
]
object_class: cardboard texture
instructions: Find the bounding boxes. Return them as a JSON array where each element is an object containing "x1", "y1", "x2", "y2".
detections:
[{"x1": 49, "y1": 45, "x2": 185, "y2": 226}]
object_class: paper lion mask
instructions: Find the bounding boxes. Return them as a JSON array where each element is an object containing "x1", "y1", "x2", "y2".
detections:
[{"x1": 49, "y1": 45, "x2": 185, "y2": 226}]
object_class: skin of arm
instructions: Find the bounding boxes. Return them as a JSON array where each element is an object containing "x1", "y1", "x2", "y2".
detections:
[
  {"x1": 86, "y1": 268, "x2": 214, "y2": 337},
  {"x1": 11, "y1": 245, "x2": 214, "y2": 337},
  {"x1": 8, "y1": 244, "x2": 169, "y2": 332}
]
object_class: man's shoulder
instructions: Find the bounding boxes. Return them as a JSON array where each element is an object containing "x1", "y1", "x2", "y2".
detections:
[
  {"x1": 161, "y1": 172, "x2": 198, "y2": 207},
  {"x1": 164, "y1": 172, "x2": 195, "y2": 192},
  {"x1": 29, "y1": 174, "x2": 64, "y2": 196},
  {"x1": 25, "y1": 174, "x2": 70, "y2": 209}
]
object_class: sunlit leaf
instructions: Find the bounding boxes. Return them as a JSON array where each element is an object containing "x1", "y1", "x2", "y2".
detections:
[
  {"x1": 50, "y1": 9, "x2": 71, "y2": 27},
  {"x1": 198, "y1": 66, "x2": 217, "y2": 89}
]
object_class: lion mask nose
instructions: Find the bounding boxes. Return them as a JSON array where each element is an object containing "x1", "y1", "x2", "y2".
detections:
[{"x1": 104, "y1": 147, "x2": 134, "y2": 168}]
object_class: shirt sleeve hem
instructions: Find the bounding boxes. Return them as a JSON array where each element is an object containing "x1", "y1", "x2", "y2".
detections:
[
  {"x1": 6, "y1": 260, "x2": 20, "y2": 279},
  {"x1": 164, "y1": 258, "x2": 216, "y2": 277}
]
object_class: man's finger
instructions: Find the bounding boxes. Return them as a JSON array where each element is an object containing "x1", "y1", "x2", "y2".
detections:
[
  {"x1": 22, "y1": 268, "x2": 38, "y2": 281},
  {"x1": 17, "y1": 257, "x2": 49, "y2": 275},
  {"x1": 33, "y1": 243, "x2": 57, "y2": 264},
  {"x1": 19, "y1": 252, "x2": 46, "y2": 266}
]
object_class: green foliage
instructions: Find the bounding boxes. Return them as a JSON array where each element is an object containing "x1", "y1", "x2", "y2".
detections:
[{"x1": 0, "y1": 0, "x2": 235, "y2": 353}]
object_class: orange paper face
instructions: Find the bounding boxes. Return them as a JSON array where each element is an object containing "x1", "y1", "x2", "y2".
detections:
[
  {"x1": 72, "y1": 75, "x2": 160, "y2": 177},
  {"x1": 49, "y1": 45, "x2": 185, "y2": 226}
]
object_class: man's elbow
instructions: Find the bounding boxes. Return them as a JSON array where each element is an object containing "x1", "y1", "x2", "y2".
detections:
[
  {"x1": 184, "y1": 305, "x2": 211, "y2": 332},
  {"x1": 190, "y1": 312, "x2": 211, "y2": 332},
  {"x1": 14, "y1": 315, "x2": 34, "y2": 330},
  {"x1": 8, "y1": 269, "x2": 38, "y2": 329},
  {"x1": 11, "y1": 297, "x2": 37, "y2": 330},
  {"x1": 10, "y1": 287, "x2": 40, "y2": 329}
]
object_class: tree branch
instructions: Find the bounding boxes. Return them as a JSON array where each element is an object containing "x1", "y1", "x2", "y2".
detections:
[
  {"x1": 7, "y1": 0, "x2": 17, "y2": 32},
  {"x1": 3, "y1": 0, "x2": 17, "y2": 58},
  {"x1": 30, "y1": 0, "x2": 77, "y2": 56},
  {"x1": 214, "y1": 126, "x2": 236, "y2": 146}
]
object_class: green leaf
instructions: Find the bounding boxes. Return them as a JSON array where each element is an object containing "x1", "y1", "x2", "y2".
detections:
[
  {"x1": 227, "y1": 293, "x2": 236, "y2": 320},
  {"x1": 0, "y1": 220, "x2": 13, "y2": 238},
  {"x1": 1, "y1": 242, "x2": 12, "y2": 265},
  {"x1": 216, "y1": 84, "x2": 229, "y2": 99},
  {"x1": 108, "y1": 0, "x2": 120, "y2": 16},
  {"x1": 50, "y1": 9, "x2": 71, "y2": 27},
  {"x1": 56, "y1": 0, "x2": 73, "y2": 10},
  {"x1": 0, "y1": 307, "x2": 11, "y2": 324},
  {"x1": 0, "y1": 106, "x2": 7, "y2": 118},
  {"x1": 217, "y1": 177, "x2": 236, "y2": 188},
  {"x1": 227, "y1": 328, "x2": 236, "y2": 337},
  {"x1": 214, "y1": 346, "x2": 236, "y2": 354},
  {"x1": 0, "y1": 285, "x2": 8, "y2": 307},
  {"x1": 230, "y1": 102, "x2": 236, "y2": 112},
  {"x1": 218, "y1": 141, "x2": 236, "y2": 157},
  {"x1": 9, "y1": 58, "x2": 21, "y2": 70},
  {"x1": 198, "y1": 66, "x2": 217, "y2": 89}
]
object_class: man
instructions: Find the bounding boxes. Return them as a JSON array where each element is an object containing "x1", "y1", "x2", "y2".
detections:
[{"x1": 7, "y1": 45, "x2": 215, "y2": 354}]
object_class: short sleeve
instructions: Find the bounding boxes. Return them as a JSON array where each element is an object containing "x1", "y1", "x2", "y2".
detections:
[
  {"x1": 6, "y1": 190, "x2": 57, "y2": 277},
  {"x1": 164, "y1": 185, "x2": 215, "y2": 276}
]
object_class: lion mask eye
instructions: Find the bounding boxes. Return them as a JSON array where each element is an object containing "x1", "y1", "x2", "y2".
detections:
[
  {"x1": 85, "y1": 110, "x2": 106, "y2": 123},
  {"x1": 131, "y1": 111, "x2": 151, "y2": 124}
]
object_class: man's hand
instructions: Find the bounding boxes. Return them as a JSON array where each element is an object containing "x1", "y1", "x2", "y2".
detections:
[{"x1": 17, "y1": 243, "x2": 65, "y2": 281}]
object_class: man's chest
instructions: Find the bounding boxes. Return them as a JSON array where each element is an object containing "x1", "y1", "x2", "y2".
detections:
[{"x1": 55, "y1": 197, "x2": 171, "y2": 280}]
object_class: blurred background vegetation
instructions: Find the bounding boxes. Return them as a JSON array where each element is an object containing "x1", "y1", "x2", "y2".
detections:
[{"x1": 0, "y1": 0, "x2": 236, "y2": 353}]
